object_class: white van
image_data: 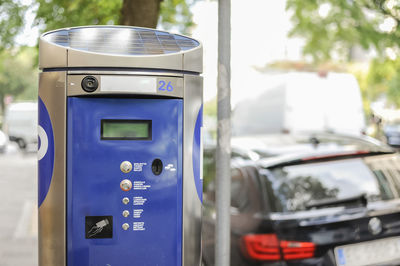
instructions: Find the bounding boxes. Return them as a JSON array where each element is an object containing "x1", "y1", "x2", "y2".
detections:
[
  {"x1": 3, "y1": 102, "x2": 38, "y2": 149},
  {"x1": 232, "y1": 72, "x2": 366, "y2": 136}
]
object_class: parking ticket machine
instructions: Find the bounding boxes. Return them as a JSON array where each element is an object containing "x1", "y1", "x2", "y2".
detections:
[{"x1": 38, "y1": 26, "x2": 203, "y2": 266}]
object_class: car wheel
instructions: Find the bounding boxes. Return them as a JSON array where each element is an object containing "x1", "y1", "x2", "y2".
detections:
[{"x1": 17, "y1": 139, "x2": 26, "y2": 149}]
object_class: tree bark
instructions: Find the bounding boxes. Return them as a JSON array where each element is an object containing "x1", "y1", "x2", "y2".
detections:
[{"x1": 120, "y1": 0, "x2": 162, "y2": 28}]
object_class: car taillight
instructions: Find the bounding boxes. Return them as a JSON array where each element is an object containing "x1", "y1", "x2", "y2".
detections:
[
  {"x1": 280, "y1": 240, "x2": 315, "y2": 260},
  {"x1": 241, "y1": 234, "x2": 315, "y2": 261},
  {"x1": 241, "y1": 234, "x2": 281, "y2": 260}
]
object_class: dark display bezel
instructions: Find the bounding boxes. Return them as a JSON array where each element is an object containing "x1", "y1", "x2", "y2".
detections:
[{"x1": 101, "y1": 119, "x2": 152, "y2": 140}]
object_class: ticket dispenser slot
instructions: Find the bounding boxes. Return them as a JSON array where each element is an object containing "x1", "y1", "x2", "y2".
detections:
[{"x1": 67, "y1": 98, "x2": 182, "y2": 266}]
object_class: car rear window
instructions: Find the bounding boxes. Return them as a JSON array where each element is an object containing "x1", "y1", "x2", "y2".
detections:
[{"x1": 269, "y1": 155, "x2": 400, "y2": 212}]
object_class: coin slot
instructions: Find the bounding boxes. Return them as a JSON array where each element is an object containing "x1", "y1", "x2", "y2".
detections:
[{"x1": 151, "y1": 159, "x2": 163, "y2": 175}]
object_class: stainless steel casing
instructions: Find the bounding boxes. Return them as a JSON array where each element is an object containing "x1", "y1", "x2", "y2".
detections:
[
  {"x1": 182, "y1": 74, "x2": 203, "y2": 266},
  {"x1": 38, "y1": 71, "x2": 67, "y2": 266},
  {"x1": 38, "y1": 26, "x2": 203, "y2": 266},
  {"x1": 39, "y1": 26, "x2": 203, "y2": 73}
]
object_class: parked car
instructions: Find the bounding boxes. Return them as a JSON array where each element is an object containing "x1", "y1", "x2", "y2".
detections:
[
  {"x1": 0, "y1": 129, "x2": 7, "y2": 153},
  {"x1": 3, "y1": 102, "x2": 37, "y2": 149},
  {"x1": 383, "y1": 123, "x2": 400, "y2": 147},
  {"x1": 202, "y1": 133, "x2": 400, "y2": 266}
]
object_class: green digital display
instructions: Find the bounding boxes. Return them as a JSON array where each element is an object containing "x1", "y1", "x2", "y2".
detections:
[{"x1": 101, "y1": 120, "x2": 152, "y2": 140}]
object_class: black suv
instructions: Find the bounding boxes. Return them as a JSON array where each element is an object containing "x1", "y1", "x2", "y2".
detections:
[{"x1": 202, "y1": 133, "x2": 400, "y2": 266}]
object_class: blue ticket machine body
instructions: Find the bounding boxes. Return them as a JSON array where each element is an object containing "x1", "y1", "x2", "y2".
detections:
[{"x1": 67, "y1": 98, "x2": 182, "y2": 265}]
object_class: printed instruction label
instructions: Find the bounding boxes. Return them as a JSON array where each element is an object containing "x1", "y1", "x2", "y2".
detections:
[
  {"x1": 133, "y1": 196, "x2": 147, "y2": 206},
  {"x1": 133, "y1": 181, "x2": 151, "y2": 190},
  {"x1": 134, "y1": 162, "x2": 147, "y2": 172},
  {"x1": 133, "y1": 209, "x2": 144, "y2": 218},
  {"x1": 133, "y1": 222, "x2": 145, "y2": 231}
]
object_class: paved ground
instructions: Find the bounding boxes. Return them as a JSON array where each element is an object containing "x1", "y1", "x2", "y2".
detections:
[{"x1": 0, "y1": 143, "x2": 38, "y2": 266}]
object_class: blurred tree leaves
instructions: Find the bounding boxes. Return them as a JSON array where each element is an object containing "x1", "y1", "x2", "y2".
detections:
[
  {"x1": 204, "y1": 97, "x2": 217, "y2": 117},
  {"x1": 366, "y1": 58, "x2": 400, "y2": 107},
  {"x1": 286, "y1": 0, "x2": 400, "y2": 62},
  {"x1": 34, "y1": 0, "x2": 122, "y2": 31},
  {"x1": 0, "y1": 48, "x2": 38, "y2": 111},
  {"x1": 34, "y1": 0, "x2": 194, "y2": 34},
  {"x1": 0, "y1": 0, "x2": 26, "y2": 49},
  {"x1": 160, "y1": 0, "x2": 195, "y2": 34},
  {"x1": 0, "y1": 0, "x2": 194, "y2": 50},
  {"x1": 287, "y1": 0, "x2": 400, "y2": 109}
]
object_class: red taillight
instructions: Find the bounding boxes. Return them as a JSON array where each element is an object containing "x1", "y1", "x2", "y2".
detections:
[
  {"x1": 241, "y1": 234, "x2": 281, "y2": 260},
  {"x1": 280, "y1": 240, "x2": 315, "y2": 260},
  {"x1": 241, "y1": 234, "x2": 315, "y2": 261}
]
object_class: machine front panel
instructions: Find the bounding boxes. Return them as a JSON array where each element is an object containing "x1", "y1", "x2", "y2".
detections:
[{"x1": 67, "y1": 97, "x2": 182, "y2": 266}]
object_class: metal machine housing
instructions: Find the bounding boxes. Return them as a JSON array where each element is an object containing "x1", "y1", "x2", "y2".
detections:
[{"x1": 38, "y1": 26, "x2": 203, "y2": 266}]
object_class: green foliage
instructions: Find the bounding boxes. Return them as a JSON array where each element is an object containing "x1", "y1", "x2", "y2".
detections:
[
  {"x1": 388, "y1": 72, "x2": 400, "y2": 107},
  {"x1": 367, "y1": 58, "x2": 398, "y2": 99},
  {"x1": 203, "y1": 148, "x2": 216, "y2": 191},
  {"x1": 362, "y1": 57, "x2": 400, "y2": 107},
  {"x1": 286, "y1": 0, "x2": 400, "y2": 61},
  {"x1": 352, "y1": 70, "x2": 372, "y2": 115},
  {"x1": 34, "y1": 0, "x2": 122, "y2": 32},
  {"x1": 0, "y1": 0, "x2": 27, "y2": 49},
  {"x1": 0, "y1": 0, "x2": 195, "y2": 49},
  {"x1": 204, "y1": 97, "x2": 217, "y2": 117},
  {"x1": 160, "y1": 0, "x2": 195, "y2": 34},
  {"x1": 34, "y1": 0, "x2": 194, "y2": 33},
  {"x1": 0, "y1": 47, "x2": 38, "y2": 112}
]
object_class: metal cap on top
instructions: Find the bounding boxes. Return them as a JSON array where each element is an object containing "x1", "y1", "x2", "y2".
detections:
[{"x1": 39, "y1": 26, "x2": 202, "y2": 73}]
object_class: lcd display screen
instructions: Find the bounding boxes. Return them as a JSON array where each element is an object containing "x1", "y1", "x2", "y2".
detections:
[{"x1": 101, "y1": 120, "x2": 152, "y2": 140}]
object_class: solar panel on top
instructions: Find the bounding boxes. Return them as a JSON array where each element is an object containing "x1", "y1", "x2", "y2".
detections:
[{"x1": 43, "y1": 27, "x2": 199, "y2": 56}]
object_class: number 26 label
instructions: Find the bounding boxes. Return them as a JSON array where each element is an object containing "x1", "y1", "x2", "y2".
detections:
[{"x1": 158, "y1": 81, "x2": 174, "y2": 92}]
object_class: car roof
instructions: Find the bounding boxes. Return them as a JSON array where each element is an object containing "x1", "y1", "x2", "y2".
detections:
[
  {"x1": 6, "y1": 102, "x2": 37, "y2": 111},
  {"x1": 231, "y1": 132, "x2": 394, "y2": 168}
]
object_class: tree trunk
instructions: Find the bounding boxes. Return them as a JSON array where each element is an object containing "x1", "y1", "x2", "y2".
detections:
[{"x1": 120, "y1": 0, "x2": 162, "y2": 28}]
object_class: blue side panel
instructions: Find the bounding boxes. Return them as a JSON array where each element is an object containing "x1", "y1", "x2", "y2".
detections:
[
  {"x1": 192, "y1": 105, "x2": 203, "y2": 203},
  {"x1": 67, "y1": 98, "x2": 183, "y2": 266},
  {"x1": 38, "y1": 97, "x2": 55, "y2": 207}
]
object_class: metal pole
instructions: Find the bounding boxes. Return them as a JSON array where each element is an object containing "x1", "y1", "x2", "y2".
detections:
[{"x1": 216, "y1": 0, "x2": 231, "y2": 265}]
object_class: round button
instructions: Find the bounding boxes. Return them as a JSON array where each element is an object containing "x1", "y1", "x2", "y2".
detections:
[
  {"x1": 120, "y1": 161, "x2": 132, "y2": 173},
  {"x1": 81, "y1": 76, "x2": 98, "y2": 92},
  {"x1": 120, "y1": 179, "x2": 132, "y2": 191},
  {"x1": 122, "y1": 210, "x2": 130, "y2": 217},
  {"x1": 122, "y1": 197, "x2": 130, "y2": 205},
  {"x1": 122, "y1": 223, "x2": 130, "y2": 230}
]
